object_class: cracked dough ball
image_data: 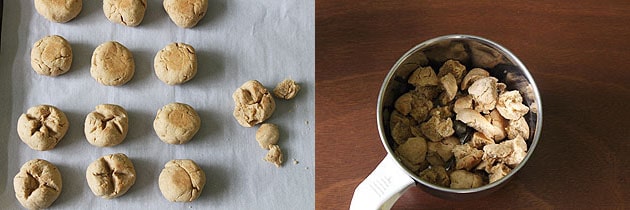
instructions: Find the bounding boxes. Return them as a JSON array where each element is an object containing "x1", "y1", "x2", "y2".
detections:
[
  {"x1": 17, "y1": 105, "x2": 69, "y2": 151},
  {"x1": 14, "y1": 159, "x2": 62, "y2": 209},
  {"x1": 30, "y1": 35, "x2": 73, "y2": 77},
  {"x1": 256, "y1": 123, "x2": 279, "y2": 149},
  {"x1": 154, "y1": 42, "x2": 197, "y2": 85},
  {"x1": 264, "y1": 144, "x2": 284, "y2": 167},
  {"x1": 86, "y1": 153, "x2": 136, "y2": 199},
  {"x1": 103, "y1": 0, "x2": 147, "y2": 26},
  {"x1": 273, "y1": 79, "x2": 301, "y2": 100},
  {"x1": 159, "y1": 159, "x2": 206, "y2": 202},
  {"x1": 233, "y1": 80, "x2": 276, "y2": 127},
  {"x1": 34, "y1": 0, "x2": 82, "y2": 23},
  {"x1": 163, "y1": 0, "x2": 208, "y2": 28},
  {"x1": 91, "y1": 41, "x2": 135, "y2": 86},
  {"x1": 153, "y1": 102, "x2": 201, "y2": 144},
  {"x1": 84, "y1": 104, "x2": 128, "y2": 147}
]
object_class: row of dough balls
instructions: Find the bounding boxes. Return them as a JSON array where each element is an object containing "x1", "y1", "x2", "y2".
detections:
[
  {"x1": 13, "y1": 156, "x2": 205, "y2": 209},
  {"x1": 17, "y1": 103, "x2": 201, "y2": 151},
  {"x1": 31, "y1": 35, "x2": 197, "y2": 86},
  {"x1": 34, "y1": 0, "x2": 208, "y2": 28},
  {"x1": 232, "y1": 80, "x2": 301, "y2": 167}
]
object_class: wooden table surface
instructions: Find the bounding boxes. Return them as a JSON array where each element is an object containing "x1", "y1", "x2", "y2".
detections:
[{"x1": 315, "y1": 1, "x2": 630, "y2": 209}]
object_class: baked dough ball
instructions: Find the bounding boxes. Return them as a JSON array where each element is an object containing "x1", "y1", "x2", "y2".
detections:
[
  {"x1": 154, "y1": 42, "x2": 197, "y2": 85},
  {"x1": 163, "y1": 0, "x2": 208, "y2": 28},
  {"x1": 17, "y1": 105, "x2": 69, "y2": 151},
  {"x1": 256, "y1": 123, "x2": 279, "y2": 149},
  {"x1": 153, "y1": 102, "x2": 201, "y2": 144},
  {"x1": 34, "y1": 0, "x2": 82, "y2": 23},
  {"x1": 86, "y1": 153, "x2": 136, "y2": 199},
  {"x1": 13, "y1": 159, "x2": 62, "y2": 209},
  {"x1": 158, "y1": 159, "x2": 206, "y2": 202},
  {"x1": 91, "y1": 41, "x2": 135, "y2": 86},
  {"x1": 84, "y1": 104, "x2": 129, "y2": 147},
  {"x1": 103, "y1": 0, "x2": 147, "y2": 26},
  {"x1": 30, "y1": 35, "x2": 73, "y2": 76},
  {"x1": 233, "y1": 80, "x2": 276, "y2": 127},
  {"x1": 273, "y1": 79, "x2": 301, "y2": 100}
]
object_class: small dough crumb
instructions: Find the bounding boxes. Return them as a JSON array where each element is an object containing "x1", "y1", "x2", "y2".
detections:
[
  {"x1": 265, "y1": 145, "x2": 283, "y2": 167},
  {"x1": 273, "y1": 79, "x2": 301, "y2": 100}
]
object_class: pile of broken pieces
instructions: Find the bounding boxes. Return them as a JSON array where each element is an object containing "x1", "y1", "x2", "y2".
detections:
[
  {"x1": 391, "y1": 59, "x2": 532, "y2": 189},
  {"x1": 232, "y1": 79, "x2": 301, "y2": 168}
]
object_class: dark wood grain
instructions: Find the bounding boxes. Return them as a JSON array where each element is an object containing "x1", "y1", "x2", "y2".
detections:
[{"x1": 316, "y1": 1, "x2": 630, "y2": 209}]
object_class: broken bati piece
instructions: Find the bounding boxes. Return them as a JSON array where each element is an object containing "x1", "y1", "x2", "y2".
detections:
[
  {"x1": 273, "y1": 79, "x2": 301, "y2": 100},
  {"x1": 265, "y1": 145, "x2": 284, "y2": 167}
]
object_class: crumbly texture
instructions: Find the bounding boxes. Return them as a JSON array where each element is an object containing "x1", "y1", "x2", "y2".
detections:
[
  {"x1": 391, "y1": 59, "x2": 533, "y2": 188},
  {"x1": 86, "y1": 153, "x2": 136, "y2": 199},
  {"x1": 159, "y1": 159, "x2": 206, "y2": 202},
  {"x1": 91, "y1": 41, "x2": 135, "y2": 86},
  {"x1": 153, "y1": 102, "x2": 201, "y2": 144},
  {"x1": 273, "y1": 79, "x2": 301, "y2": 100},
  {"x1": 17, "y1": 105, "x2": 69, "y2": 151},
  {"x1": 13, "y1": 159, "x2": 62, "y2": 209},
  {"x1": 30, "y1": 35, "x2": 73, "y2": 77},
  {"x1": 84, "y1": 104, "x2": 128, "y2": 147},
  {"x1": 232, "y1": 80, "x2": 276, "y2": 127},
  {"x1": 264, "y1": 145, "x2": 283, "y2": 167},
  {"x1": 103, "y1": 0, "x2": 147, "y2": 26},
  {"x1": 163, "y1": 0, "x2": 208, "y2": 28},
  {"x1": 34, "y1": 0, "x2": 82, "y2": 23},
  {"x1": 256, "y1": 123, "x2": 280, "y2": 149},
  {"x1": 154, "y1": 42, "x2": 198, "y2": 85}
]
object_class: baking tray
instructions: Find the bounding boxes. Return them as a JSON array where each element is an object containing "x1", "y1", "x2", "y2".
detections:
[{"x1": 0, "y1": 1, "x2": 315, "y2": 209}]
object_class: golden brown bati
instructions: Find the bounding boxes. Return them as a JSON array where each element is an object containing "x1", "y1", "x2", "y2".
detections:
[
  {"x1": 17, "y1": 105, "x2": 69, "y2": 151},
  {"x1": 233, "y1": 80, "x2": 276, "y2": 127},
  {"x1": 103, "y1": 0, "x2": 147, "y2": 26},
  {"x1": 163, "y1": 0, "x2": 208, "y2": 28},
  {"x1": 34, "y1": 0, "x2": 82, "y2": 23},
  {"x1": 30, "y1": 35, "x2": 73, "y2": 76},
  {"x1": 14, "y1": 159, "x2": 62, "y2": 209},
  {"x1": 86, "y1": 153, "x2": 136, "y2": 199},
  {"x1": 154, "y1": 42, "x2": 198, "y2": 85},
  {"x1": 158, "y1": 159, "x2": 206, "y2": 202},
  {"x1": 84, "y1": 104, "x2": 129, "y2": 147},
  {"x1": 153, "y1": 102, "x2": 201, "y2": 144},
  {"x1": 91, "y1": 41, "x2": 135, "y2": 86}
]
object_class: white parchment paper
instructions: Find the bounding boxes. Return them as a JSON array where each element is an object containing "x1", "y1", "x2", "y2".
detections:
[{"x1": 0, "y1": 0, "x2": 314, "y2": 209}]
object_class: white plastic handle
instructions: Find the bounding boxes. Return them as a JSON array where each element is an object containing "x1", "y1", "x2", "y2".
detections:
[{"x1": 350, "y1": 154, "x2": 415, "y2": 210}]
